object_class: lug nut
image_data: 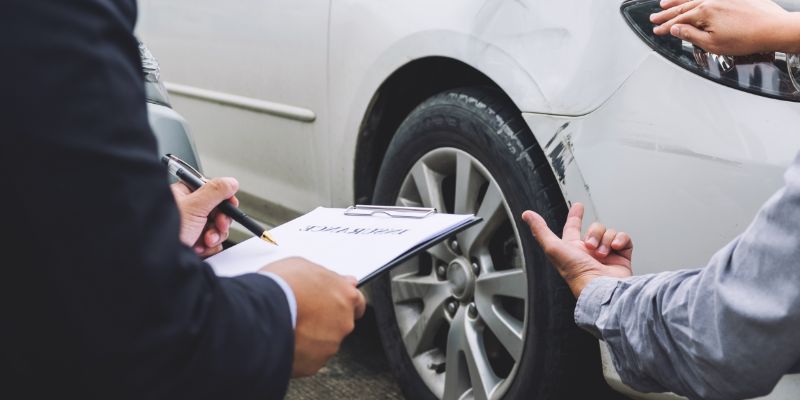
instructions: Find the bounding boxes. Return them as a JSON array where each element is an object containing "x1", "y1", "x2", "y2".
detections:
[
  {"x1": 437, "y1": 264, "x2": 447, "y2": 279},
  {"x1": 446, "y1": 300, "x2": 458, "y2": 316},
  {"x1": 471, "y1": 259, "x2": 480, "y2": 276},
  {"x1": 449, "y1": 238, "x2": 460, "y2": 254},
  {"x1": 468, "y1": 303, "x2": 478, "y2": 319}
]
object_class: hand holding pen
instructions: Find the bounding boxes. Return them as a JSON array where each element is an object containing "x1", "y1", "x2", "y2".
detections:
[
  {"x1": 164, "y1": 154, "x2": 277, "y2": 257},
  {"x1": 170, "y1": 176, "x2": 240, "y2": 257}
]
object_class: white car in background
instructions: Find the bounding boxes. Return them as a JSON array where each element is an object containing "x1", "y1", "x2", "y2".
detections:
[{"x1": 137, "y1": 0, "x2": 800, "y2": 399}]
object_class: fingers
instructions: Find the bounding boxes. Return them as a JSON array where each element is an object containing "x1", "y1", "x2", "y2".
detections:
[
  {"x1": 654, "y1": 4, "x2": 706, "y2": 39},
  {"x1": 203, "y1": 225, "x2": 229, "y2": 249},
  {"x1": 521, "y1": 210, "x2": 562, "y2": 253},
  {"x1": 206, "y1": 211, "x2": 232, "y2": 245},
  {"x1": 582, "y1": 221, "x2": 632, "y2": 259},
  {"x1": 561, "y1": 203, "x2": 585, "y2": 242},
  {"x1": 186, "y1": 177, "x2": 239, "y2": 217},
  {"x1": 611, "y1": 231, "x2": 634, "y2": 259},
  {"x1": 670, "y1": 23, "x2": 712, "y2": 49},
  {"x1": 659, "y1": 0, "x2": 695, "y2": 9},
  {"x1": 583, "y1": 222, "x2": 615, "y2": 258},
  {"x1": 584, "y1": 222, "x2": 605, "y2": 250},
  {"x1": 353, "y1": 289, "x2": 366, "y2": 319},
  {"x1": 522, "y1": 209, "x2": 578, "y2": 267},
  {"x1": 196, "y1": 243, "x2": 224, "y2": 258},
  {"x1": 341, "y1": 275, "x2": 366, "y2": 319},
  {"x1": 170, "y1": 181, "x2": 192, "y2": 197},
  {"x1": 651, "y1": 0, "x2": 700, "y2": 29},
  {"x1": 611, "y1": 231, "x2": 632, "y2": 249},
  {"x1": 597, "y1": 228, "x2": 618, "y2": 257}
]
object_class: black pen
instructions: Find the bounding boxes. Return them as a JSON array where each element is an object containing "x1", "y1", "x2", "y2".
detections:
[{"x1": 161, "y1": 154, "x2": 278, "y2": 246}]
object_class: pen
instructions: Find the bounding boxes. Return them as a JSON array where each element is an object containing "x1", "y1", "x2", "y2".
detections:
[{"x1": 161, "y1": 154, "x2": 278, "y2": 246}]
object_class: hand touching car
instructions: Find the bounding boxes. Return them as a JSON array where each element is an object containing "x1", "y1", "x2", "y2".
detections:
[
  {"x1": 651, "y1": 0, "x2": 800, "y2": 55},
  {"x1": 522, "y1": 203, "x2": 633, "y2": 298}
]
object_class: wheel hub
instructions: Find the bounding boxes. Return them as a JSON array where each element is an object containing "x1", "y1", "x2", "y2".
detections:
[{"x1": 447, "y1": 257, "x2": 475, "y2": 301}]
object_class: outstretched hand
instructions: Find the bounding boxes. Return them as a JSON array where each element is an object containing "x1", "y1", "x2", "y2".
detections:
[{"x1": 522, "y1": 203, "x2": 633, "y2": 298}]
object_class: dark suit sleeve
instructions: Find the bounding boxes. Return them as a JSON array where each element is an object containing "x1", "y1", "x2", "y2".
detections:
[{"x1": 0, "y1": 1, "x2": 293, "y2": 399}]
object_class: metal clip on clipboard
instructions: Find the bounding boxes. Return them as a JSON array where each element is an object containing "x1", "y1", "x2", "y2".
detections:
[{"x1": 344, "y1": 205, "x2": 436, "y2": 219}]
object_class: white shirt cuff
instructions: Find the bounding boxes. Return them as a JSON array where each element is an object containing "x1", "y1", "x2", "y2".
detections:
[{"x1": 257, "y1": 271, "x2": 297, "y2": 329}]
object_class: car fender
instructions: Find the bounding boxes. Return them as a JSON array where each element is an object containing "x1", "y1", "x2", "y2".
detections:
[{"x1": 328, "y1": 0, "x2": 650, "y2": 206}]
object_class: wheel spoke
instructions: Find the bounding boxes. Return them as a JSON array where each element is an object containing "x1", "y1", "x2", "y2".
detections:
[
  {"x1": 454, "y1": 152, "x2": 483, "y2": 215},
  {"x1": 392, "y1": 273, "x2": 451, "y2": 356},
  {"x1": 475, "y1": 270, "x2": 526, "y2": 362},
  {"x1": 396, "y1": 196, "x2": 420, "y2": 208},
  {"x1": 479, "y1": 304, "x2": 524, "y2": 363},
  {"x1": 476, "y1": 269, "x2": 527, "y2": 300},
  {"x1": 427, "y1": 242, "x2": 455, "y2": 264},
  {"x1": 458, "y1": 183, "x2": 506, "y2": 255},
  {"x1": 411, "y1": 162, "x2": 446, "y2": 211},
  {"x1": 391, "y1": 272, "x2": 449, "y2": 304},
  {"x1": 443, "y1": 309, "x2": 501, "y2": 400},
  {"x1": 463, "y1": 318, "x2": 501, "y2": 400},
  {"x1": 444, "y1": 309, "x2": 471, "y2": 400},
  {"x1": 402, "y1": 300, "x2": 449, "y2": 357}
]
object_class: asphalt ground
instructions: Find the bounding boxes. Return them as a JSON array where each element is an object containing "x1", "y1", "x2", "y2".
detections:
[{"x1": 285, "y1": 308, "x2": 405, "y2": 400}]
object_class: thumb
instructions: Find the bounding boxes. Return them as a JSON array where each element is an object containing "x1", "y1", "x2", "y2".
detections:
[
  {"x1": 522, "y1": 210, "x2": 581, "y2": 268},
  {"x1": 670, "y1": 23, "x2": 709, "y2": 48},
  {"x1": 521, "y1": 210, "x2": 561, "y2": 254},
  {"x1": 344, "y1": 275, "x2": 358, "y2": 287},
  {"x1": 186, "y1": 177, "x2": 239, "y2": 216}
]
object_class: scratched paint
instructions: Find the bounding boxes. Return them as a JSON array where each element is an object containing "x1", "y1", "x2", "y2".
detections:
[{"x1": 545, "y1": 122, "x2": 574, "y2": 185}]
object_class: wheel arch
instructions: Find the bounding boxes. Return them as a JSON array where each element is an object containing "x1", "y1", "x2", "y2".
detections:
[{"x1": 353, "y1": 57, "x2": 551, "y2": 207}]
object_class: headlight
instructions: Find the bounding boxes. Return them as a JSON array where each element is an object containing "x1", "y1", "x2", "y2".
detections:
[
  {"x1": 138, "y1": 40, "x2": 172, "y2": 107},
  {"x1": 789, "y1": 53, "x2": 800, "y2": 92},
  {"x1": 621, "y1": 0, "x2": 800, "y2": 102}
]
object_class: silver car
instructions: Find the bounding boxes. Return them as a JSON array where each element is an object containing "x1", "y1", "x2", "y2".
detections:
[{"x1": 139, "y1": 41, "x2": 200, "y2": 172}]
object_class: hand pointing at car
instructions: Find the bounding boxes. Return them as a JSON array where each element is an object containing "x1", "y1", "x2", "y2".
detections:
[{"x1": 521, "y1": 203, "x2": 633, "y2": 298}]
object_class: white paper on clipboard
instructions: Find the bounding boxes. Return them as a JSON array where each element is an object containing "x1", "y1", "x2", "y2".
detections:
[{"x1": 205, "y1": 206, "x2": 480, "y2": 285}]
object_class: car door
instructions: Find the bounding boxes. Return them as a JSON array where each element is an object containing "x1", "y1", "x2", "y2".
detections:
[{"x1": 137, "y1": 0, "x2": 331, "y2": 219}]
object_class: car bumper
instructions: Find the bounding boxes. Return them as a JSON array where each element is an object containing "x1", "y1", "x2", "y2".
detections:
[{"x1": 147, "y1": 101, "x2": 202, "y2": 172}]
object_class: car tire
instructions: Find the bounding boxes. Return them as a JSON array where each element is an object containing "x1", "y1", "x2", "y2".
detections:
[{"x1": 371, "y1": 87, "x2": 613, "y2": 399}]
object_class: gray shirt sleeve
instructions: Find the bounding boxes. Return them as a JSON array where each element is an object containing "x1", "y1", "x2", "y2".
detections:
[{"x1": 575, "y1": 152, "x2": 800, "y2": 400}]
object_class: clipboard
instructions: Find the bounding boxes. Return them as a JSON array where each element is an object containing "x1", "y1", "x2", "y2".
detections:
[
  {"x1": 206, "y1": 205, "x2": 483, "y2": 286},
  {"x1": 344, "y1": 205, "x2": 437, "y2": 219},
  {"x1": 345, "y1": 205, "x2": 482, "y2": 286}
]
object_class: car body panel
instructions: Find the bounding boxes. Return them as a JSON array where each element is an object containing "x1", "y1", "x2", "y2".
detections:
[
  {"x1": 328, "y1": 0, "x2": 650, "y2": 206},
  {"x1": 138, "y1": 0, "x2": 331, "y2": 212},
  {"x1": 136, "y1": 0, "x2": 800, "y2": 398},
  {"x1": 526, "y1": 52, "x2": 800, "y2": 273}
]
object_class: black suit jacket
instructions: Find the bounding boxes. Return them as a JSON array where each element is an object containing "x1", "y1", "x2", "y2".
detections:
[{"x1": 0, "y1": 1, "x2": 293, "y2": 398}]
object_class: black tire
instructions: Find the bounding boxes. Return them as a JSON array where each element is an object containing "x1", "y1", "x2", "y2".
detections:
[{"x1": 371, "y1": 87, "x2": 614, "y2": 399}]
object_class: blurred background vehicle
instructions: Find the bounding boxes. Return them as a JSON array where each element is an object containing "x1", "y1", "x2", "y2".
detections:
[
  {"x1": 139, "y1": 40, "x2": 201, "y2": 172},
  {"x1": 136, "y1": 0, "x2": 800, "y2": 399}
]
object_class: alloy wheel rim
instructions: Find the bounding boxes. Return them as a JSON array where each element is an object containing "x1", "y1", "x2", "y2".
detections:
[{"x1": 390, "y1": 148, "x2": 528, "y2": 400}]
